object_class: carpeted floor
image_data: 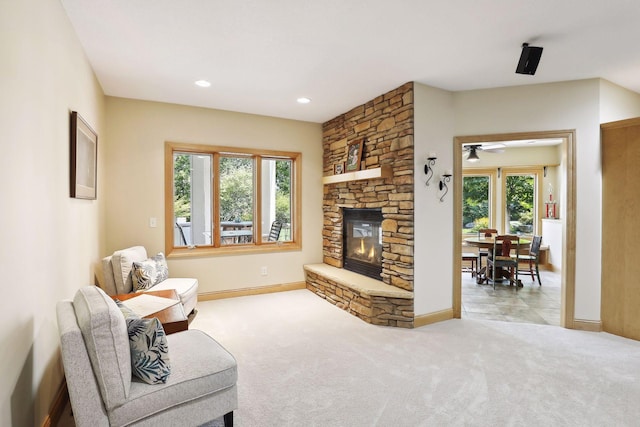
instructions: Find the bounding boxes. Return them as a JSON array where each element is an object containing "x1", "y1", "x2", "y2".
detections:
[
  {"x1": 188, "y1": 289, "x2": 640, "y2": 427},
  {"x1": 58, "y1": 289, "x2": 640, "y2": 426}
]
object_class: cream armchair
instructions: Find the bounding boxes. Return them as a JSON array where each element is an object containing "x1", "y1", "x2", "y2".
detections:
[
  {"x1": 100, "y1": 246, "x2": 198, "y2": 315},
  {"x1": 57, "y1": 285, "x2": 237, "y2": 426}
]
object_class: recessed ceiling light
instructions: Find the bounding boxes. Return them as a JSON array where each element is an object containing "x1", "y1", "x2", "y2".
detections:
[
  {"x1": 297, "y1": 97, "x2": 311, "y2": 104},
  {"x1": 195, "y1": 80, "x2": 211, "y2": 88}
]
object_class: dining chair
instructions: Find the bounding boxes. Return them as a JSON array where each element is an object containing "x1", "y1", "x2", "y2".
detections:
[
  {"x1": 516, "y1": 235, "x2": 542, "y2": 285},
  {"x1": 175, "y1": 222, "x2": 188, "y2": 246},
  {"x1": 268, "y1": 220, "x2": 283, "y2": 241},
  {"x1": 487, "y1": 234, "x2": 521, "y2": 289},
  {"x1": 477, "y1": 228, "x2": 498, "y2": 271},
  {"x1": 462, "y1": 252, "x2": 478, "y2": 277}
]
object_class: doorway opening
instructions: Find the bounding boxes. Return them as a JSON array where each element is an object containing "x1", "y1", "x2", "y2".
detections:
[{"x1": 453, "y1": 130, "x2": 576, "y2": 328}]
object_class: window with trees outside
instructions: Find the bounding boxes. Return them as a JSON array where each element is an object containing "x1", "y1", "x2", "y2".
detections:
[
  {"x1": 462, "y1": 171, "x2": 495, "y2": 235},
  {"x1": 165, "y1": 142, "x2": 301, "y2": 256},
  {"x1": 462, "y1": 168, "x2": 542, "y2": 236},
  {"x1": 504, "y1": 172, "x2": 537, "y2": 235}
]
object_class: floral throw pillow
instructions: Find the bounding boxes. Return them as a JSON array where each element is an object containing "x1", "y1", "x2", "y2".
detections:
[
  {"x1": 127, "y1": 317, "x2": 171, "y2": 384},
  {"x1": 131, "y1": 253, "x2": 169, "y2": 291}
]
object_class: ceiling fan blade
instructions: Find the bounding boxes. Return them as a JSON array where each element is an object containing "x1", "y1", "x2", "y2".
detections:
[{"x1": 481, "y1": 143, "x2": 506, "y2": 153}]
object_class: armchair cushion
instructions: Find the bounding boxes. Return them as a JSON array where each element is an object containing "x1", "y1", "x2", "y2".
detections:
[
  {"x1": 128, "y1": 317, "x2": 171, "y2": 384},
  {"x1": 151, "y1": 278, "x2": 199, "y2": 315},
  {"x1": 132, "y1": 252, "x2": 169, "y2": 291},
  {"x1": 73, "y1": 286, "x2": 131, "y2": 411},
  {"x1": 109, "y1": 330, "x2": 237, "y2": 427}
]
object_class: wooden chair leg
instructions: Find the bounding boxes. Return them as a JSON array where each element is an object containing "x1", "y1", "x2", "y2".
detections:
[
  {"x1": 529, "y1": 259, "x2": 535, "y2": 281},
  {"x1": 535, "y1": 261, "x2": 542, "y2": 286},
  {"x1": 224, "y1": 411, "x2": 234, "y2": 427}
]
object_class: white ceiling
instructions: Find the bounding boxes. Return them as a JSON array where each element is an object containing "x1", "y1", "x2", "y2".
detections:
[{"x1": 60, "y1": 0, "x2": 640, "y2": 124}]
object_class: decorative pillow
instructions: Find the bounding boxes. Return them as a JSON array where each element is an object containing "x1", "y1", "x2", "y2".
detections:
[
  {"x1": 127, "y1": 317, "x2": 171, "y2": 384},
  {"x1": 131, "y1": 253, "x2": 169, "y2": 291},
  {"x1": 115, "y1": 299, "x2": 140, "y2": 323}
]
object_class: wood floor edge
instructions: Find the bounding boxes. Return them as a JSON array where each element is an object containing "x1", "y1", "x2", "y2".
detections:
[
  {"x1": 198, "y1": 281, "x2": 307, "y2": 301},
  {"x1": 414, "y1": 308, "x2": 454, "y2": 328},
  {"x1": 572, "y1": 318, "x2": 602, "y2": 332},
  {"x1": 42, "y1": 379, "x2": 68, "y2": 427}
]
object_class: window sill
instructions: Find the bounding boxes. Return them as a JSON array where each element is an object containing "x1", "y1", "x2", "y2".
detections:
[{"x1": 166, "y1": 242, "x2": 301, "y2": 258}]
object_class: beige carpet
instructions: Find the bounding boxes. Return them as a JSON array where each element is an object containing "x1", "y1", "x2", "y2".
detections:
[{"x1": 190, "y1": 289, "x2": 640, "y2": 427}]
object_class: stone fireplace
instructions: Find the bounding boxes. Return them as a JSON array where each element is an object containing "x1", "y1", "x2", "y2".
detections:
[
  {"x1": 343, "y1": 208, "x2": 383, "y2": 280},
  {"x1": 304, "y1": 82, "x2": 416, "y2": 328}
]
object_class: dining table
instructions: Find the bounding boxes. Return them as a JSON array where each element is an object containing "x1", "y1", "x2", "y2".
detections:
[{"x1": 463, "y1": 235, "x2": 530, "y2": 285}]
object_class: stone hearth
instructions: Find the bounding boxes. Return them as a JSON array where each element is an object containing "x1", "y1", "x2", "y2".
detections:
[{"x1": 304, "y1": 264, "x2": 413, "y2": 327}]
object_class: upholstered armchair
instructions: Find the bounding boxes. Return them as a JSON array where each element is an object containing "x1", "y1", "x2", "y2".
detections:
[
  {"x1": 100, "y1": 246, "x2": 198, "y2": 316},
  {"x1": 57, "y1": 285, "x2": 237, "y2": 426}
]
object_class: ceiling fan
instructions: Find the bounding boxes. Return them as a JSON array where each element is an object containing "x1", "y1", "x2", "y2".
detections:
[{"x1": 463, "y1": 143, "x2": 506, "y2": 162}]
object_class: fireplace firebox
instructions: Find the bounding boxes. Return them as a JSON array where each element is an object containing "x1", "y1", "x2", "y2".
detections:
[{"x1": 343, "y1": 208, "x2": 383, "y2": 280}]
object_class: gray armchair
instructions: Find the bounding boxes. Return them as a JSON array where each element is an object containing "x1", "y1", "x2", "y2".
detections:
[{"x1": 57, "y1": 285, "x2": 237, "y2": 426}]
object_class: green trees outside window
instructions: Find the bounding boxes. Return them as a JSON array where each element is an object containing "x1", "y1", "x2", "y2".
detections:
[
  {"x1": 505, "y1": 174, "x2": 535, "y2": 234},
  {"x1": 462, "y1": 175, "x2": 490, "y2": 234}
]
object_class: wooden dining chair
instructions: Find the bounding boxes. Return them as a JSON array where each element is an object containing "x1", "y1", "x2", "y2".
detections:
[
  {"x1": 477, "y1": 228, "x2": 498, "y2": 271},
  {"x1": 462, "y1": 252, "x2": 478, "y2": 277},
  {"x1": 487, "y1": 234, "x2": 521, "y2": 289},
  {"x1": 515, "y1": 235, "x2": 542, "y2": 285}
]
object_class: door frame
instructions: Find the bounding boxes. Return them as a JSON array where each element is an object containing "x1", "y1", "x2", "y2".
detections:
[{"x1": 453, "y1": 130, "x2": 576, "y2": 328}]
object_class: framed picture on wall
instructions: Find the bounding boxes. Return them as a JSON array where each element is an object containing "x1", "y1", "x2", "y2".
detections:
[
  {"x1": 70, "y1": 111, "x2": 98, "y2": 199},
  {"x1": 345, "y1": 139, "x2": 364, "y2": 172},
  {"x1": 334, "y1": 162, "x2": 344, "y2": 174}
]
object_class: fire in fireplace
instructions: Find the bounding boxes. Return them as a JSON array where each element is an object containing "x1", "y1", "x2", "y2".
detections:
[{"x1": 343, "y1": 208, "x2": 383, "y2": 280}]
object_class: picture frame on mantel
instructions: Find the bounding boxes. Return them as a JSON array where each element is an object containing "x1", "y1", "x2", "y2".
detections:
[
  {"x1": 334, "y1": 162, "x2": 345, "y2": 175},
  {"x1": 70, "y1": 111, "x2": 98, "y2": 200},
  {"x1": 345, "y1": 139, "x2": 364, "y2": 172}
]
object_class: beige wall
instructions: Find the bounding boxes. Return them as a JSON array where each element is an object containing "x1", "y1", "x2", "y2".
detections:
[
  {"x1": 104, "y1": 97, "x2": 324, "y2": 293},
  {"x1": 413, "y1": 83, "x2": 455, "y2": 314},
  {"x1": 0, "y1": 0, "x2": 106, "y2": 425},
  {"x1": 599, "y1": 79, "x2": 640, "y2": 123}
]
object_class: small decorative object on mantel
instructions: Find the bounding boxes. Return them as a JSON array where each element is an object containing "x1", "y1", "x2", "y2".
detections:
[
  {"x1": 334, "y1": 162, "x2": 344, "y2": 175},
  {"x1": 70, "y1": 111, "x2": 98, "y2": 200},
  {"x1": 346, "y1": 139, "x2": 364, "y2": 172}
]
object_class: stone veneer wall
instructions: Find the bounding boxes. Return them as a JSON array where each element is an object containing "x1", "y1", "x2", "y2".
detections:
[{"x1": 306, "y1": 82, "x2": 415, "y2": 327}]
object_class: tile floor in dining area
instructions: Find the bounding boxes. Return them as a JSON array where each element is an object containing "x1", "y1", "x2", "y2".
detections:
[{"x1": 462, "y1": 266, "x2": 562, "y2": 326}]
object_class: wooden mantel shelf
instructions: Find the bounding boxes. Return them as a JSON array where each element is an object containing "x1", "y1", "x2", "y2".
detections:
[{"x1": 322, "y1": 165, "x2": 392, "y2": 185}]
